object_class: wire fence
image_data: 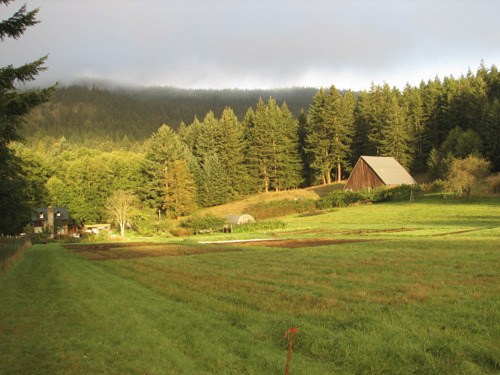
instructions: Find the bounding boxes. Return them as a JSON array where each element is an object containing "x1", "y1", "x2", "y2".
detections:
[{"x1": 0, "y1": 236, "x2": 31, "y2": 275}]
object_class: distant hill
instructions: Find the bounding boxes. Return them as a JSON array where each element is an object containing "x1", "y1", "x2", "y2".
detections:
[{"x1": 23, "y1": 83, "x2": 317, "y2": 144}]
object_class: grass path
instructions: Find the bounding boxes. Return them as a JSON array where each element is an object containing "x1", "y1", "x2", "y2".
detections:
[{"x1": 1, "y1": 196, "x2": 499, "y2": 374}]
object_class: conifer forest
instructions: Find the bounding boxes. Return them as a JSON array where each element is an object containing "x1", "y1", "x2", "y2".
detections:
[{"x1": 1, "y1": 64, "x2": 498, "y2": 233}]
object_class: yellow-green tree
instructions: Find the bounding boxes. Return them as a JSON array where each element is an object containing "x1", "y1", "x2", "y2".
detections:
[{"x1": 106, "y1": 190, "x2": 140, "y2": 237}]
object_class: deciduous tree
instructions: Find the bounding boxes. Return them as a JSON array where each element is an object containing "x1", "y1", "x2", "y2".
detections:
[
  {"x1": 444, "y1": 155, "x2": 490, "y2": 198},
  {"x1": 106, "y1": 190, "x2": 139, "y2": 237}
]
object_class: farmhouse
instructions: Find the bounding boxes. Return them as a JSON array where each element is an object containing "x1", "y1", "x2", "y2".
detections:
[
  {"x1": 344, "y1": 156, "x2": 417, "y2": 191},
  {"x1": 31, "y1": 206, "x2": 71, "y2": 235}
]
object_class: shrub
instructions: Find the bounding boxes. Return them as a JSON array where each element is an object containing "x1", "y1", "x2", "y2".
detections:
[
  {"x1": 316, "y1": 185, "x2": 423, "y2": 209},
  {"x1": 486, "y1": 173, "x2": 500, "y2": 194},
  {"x1": 315, "y1": 190, "x2": 368, "y2": 209},
  {"x1": 180, "y1": 214, "x2": 226, "y2": 234},
  {"x1": 169, "y1": 228, "x2": 192, "y2": 237},
  {"x1": 371, "y1": 184, "x2": 423, "y2": 202},
  {"x1": 231, "y1": 220, "x2": 286, "y2": 233},
  {"x1": 246, "y1": 199, "x2": 317, "y2": 219},
  {"x1": 444, "y1": 155, "x2": 490, "y2": 198},
  {"x1": 429, "y1": 179, "x2": 445, "y2": 193}
]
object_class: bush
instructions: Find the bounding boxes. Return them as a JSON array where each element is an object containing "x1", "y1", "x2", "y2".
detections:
[
  {"x1": 444, "y1": 155, "x2": 490, "y2": 198},
  {"x1": 316, "y1": 190, "x2": 368, "y2": 209},
  {"x1": 316, "y1": 185, "x2": 423, "y2": 209},
  {"x1": 180, "y1": 214, "x2": 226, "y2": 234},
  {"x1": 371, "y1": 184, "x2": 423, "y2": 202},
  {"x1": 169, "y1": 228, "x2": 192, "y2": 237},
  {"x1": 231, "y1": 220, "x2": 286, "y2": 233},
  {"x1": 80, "y1": 230, "x2": 110, "y2": 243},
  {"x1": 429, "y1": 179, "x2": 445, "y2": 193},
  {"x1": 246, "y1": 199, "x2": 317, "y2": 219},
  {"x1": 486, "y1": 173, "x2": 500, "y2": 194}
]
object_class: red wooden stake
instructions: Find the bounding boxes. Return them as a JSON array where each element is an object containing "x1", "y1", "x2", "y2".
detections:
[{"x1": 284, "y1": 326, "x2": 299, "y2": 375}]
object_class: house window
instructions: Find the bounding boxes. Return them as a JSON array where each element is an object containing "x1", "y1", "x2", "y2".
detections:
[
  {"x1": 56, "y1": 211, "x2": 61, "y2": 218},
  {"x1": 39, "y1": 212, "x2": 44, "y2": 219}
]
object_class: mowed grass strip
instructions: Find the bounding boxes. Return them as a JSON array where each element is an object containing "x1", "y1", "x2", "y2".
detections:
[
  {"x1": 1, "y1": 196, "x2": 499, "y2": 374},
  {"x1": 2, "y1": 238, "x2": 497, "y2": 373}
]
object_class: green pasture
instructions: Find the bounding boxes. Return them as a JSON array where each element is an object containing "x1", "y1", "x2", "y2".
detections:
[{"x1": 0, "y1": 196, "x2": 499, "y2": 374}]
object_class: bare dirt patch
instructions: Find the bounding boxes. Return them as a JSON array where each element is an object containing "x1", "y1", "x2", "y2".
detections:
[
  {"x1": 224, "y1": 238, "x2": 377, "y2": 248},
  {"x1": 64, "y1": 242, "x2": 240, "y2": 261},
  {"x1": 432, "y1": 228, "x2": 484, "y2": 237}
]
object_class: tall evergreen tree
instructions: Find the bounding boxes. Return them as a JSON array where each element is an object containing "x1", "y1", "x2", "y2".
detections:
[
  {"x1": 0, "y1": 0, "x2": 55, "y2": 233},
  {"x1": 245, "y1": 98, "x2": 302, "y2": 192},
  {"x1": 142, "y1": 124, "x2": 195, "y2": 212},
  {"x1": 163, "y1": 159, "x2": 197, "y2": 219},
  {"x1": 276, "y1": 102, "x2": 303, "y2": 189},
  {"x1": 403, "y1": 84, "x2": 427, "y2": 171},
  {"x1": 305, "y1": 89, "x2": 331, "y2": 184},
  {"x1": 217, "y1": 107, "x2": 247, "y2": 197},
  {"x1": 322, "y1": 86, "x2": 356, "y2": 181},
  {"x1": 197, "y1": 153, "x2": 229, "y2": 207},
  {"x1": 480, "y1": 98, "x2": 500, "y2": 171},
  {"x1": 297, "y1": 108, "x2": 313, "y2": 185},
  {"x1": 379, "y1": 94, "x2": 412, "y2": 168}
]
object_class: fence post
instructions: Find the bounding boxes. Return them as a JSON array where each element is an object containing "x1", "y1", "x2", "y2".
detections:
[{"x1": 284, "y1": 326, "x2": 299, "y2": 375}]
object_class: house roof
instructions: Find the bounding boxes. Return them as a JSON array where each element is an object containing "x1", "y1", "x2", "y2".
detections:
[
  {"x1": 31, "y1": 207, "x2": 70, "y2": 221},
  {"x1": 361, "y1": 156, "x2": 417, "y2": 185}
]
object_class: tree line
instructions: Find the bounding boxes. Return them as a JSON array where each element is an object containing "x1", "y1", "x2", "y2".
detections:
[
  {"x1": 2, "y1": 0, "x2": 498, "y2": 234},
  {"x1": 7, "y1": 63, "x2": 499, "y2": 233},
  {"x1": 22, "y1": 84, "x2": 318, "y2": 144}
]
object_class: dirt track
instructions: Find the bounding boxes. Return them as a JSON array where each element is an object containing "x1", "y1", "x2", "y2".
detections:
[
  {"x1": 64, "y1": 238, "x2": 376, "y2": 260},
  {"x1": 223, "y1": 238, "x2": 376, "y2": 248}
]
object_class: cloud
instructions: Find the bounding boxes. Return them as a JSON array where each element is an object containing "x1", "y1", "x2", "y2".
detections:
[{"x1": 1, "y1": 0, "x2": 499, "y2": 90}]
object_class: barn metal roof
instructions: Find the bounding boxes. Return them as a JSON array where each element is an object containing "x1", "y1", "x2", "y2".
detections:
[{"x1": 361, "y1": 156, "x2": 417, "y2": 185}]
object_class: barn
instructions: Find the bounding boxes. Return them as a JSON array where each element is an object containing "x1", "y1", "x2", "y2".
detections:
[{"x1": 344, "y1": 156, "x2": 417, "y2": 191}]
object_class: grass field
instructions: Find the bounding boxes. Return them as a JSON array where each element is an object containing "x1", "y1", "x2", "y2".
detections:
[{"x1": 0, "y1": 195, "x2": 499, "y2": 374}]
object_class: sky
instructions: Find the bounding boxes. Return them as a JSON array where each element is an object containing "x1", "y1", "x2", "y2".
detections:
[{"x1": 2, "y1": 0, "x2": 500, "y2": 90}]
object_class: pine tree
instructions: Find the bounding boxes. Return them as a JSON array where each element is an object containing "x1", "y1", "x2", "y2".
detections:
[
  {"x1": 306, "y1": 87, "x2": 356, "y2": 183},
  {"x1": 323, "y1": 86, "x2": 356, "y2": 181},
  {"x1": 245, "y1": 98, "x2": 302, "y2": 192},
  {"x1": 194, "y1": 111, "x2": 219, "y2": 161},
  {"x1": 197, "y1": 153, "x2": 229, "y2": 207},
  {"x1": 217, "y1": 107, "x2": 247, "y2": 197},
  {"x1": 403, "y1": 84, "x2": 427, "y2": 171},
  {"x1": 379, "y1": 94, "x2": 412, "y2": 168},
  {"x1": 163, "y1": 160, "x2": 197, "y2": 219},
  {"x1": 276, "y1": 102, "x2": 303, "y2": 189},
  {"x1": 480, "y1": 99, "x2": 500, "y2": 171},
  {"x1": 305, "y1": 89, "x2": 331, "y2": 184},
  {"x1": 142, "y1": 124, "x2": 195, "y2": 212},
  {"x1": 0, "y1": 0, "x2": 55, "y2": 233}
]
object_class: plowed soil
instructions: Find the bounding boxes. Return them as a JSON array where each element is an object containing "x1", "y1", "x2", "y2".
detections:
[
  {"x1": 225, "y1": 238, "x2": 376, "y2": 248},
  {"x1": 64, "y1": 238, "x2": 377, "y2": 260},
  {"x1": 64, "y1": 242, "x2": 240, "y2": 260}
]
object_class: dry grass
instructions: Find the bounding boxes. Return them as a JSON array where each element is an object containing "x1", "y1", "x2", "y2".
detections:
[
  {"x1": 197, "y1": 187, "x2": 323, "y2": 217},
  {"x1": 64, "y1": 242, "x2": 241, "y2": 260}
]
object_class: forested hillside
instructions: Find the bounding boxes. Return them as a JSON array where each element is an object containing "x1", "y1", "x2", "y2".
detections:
[
  {"x1": 23, "y1": 84, "x2": 317, "y2": 144},
  {"x1": 5, "y1": 64, "x2": 500, "y2": 232}
]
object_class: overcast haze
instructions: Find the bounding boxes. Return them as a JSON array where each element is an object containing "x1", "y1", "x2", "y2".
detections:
[{"x1": 2, "y1": 0, "x2": 499, "y2": 90}]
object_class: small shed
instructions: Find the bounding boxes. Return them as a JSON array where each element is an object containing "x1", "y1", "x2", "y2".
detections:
[
  {"x1": 344, "y1": 156, "x2": 417, "y2": 191},
  {"x1": 225, "y1": 214, "x2": 256, "y2": 225}
]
